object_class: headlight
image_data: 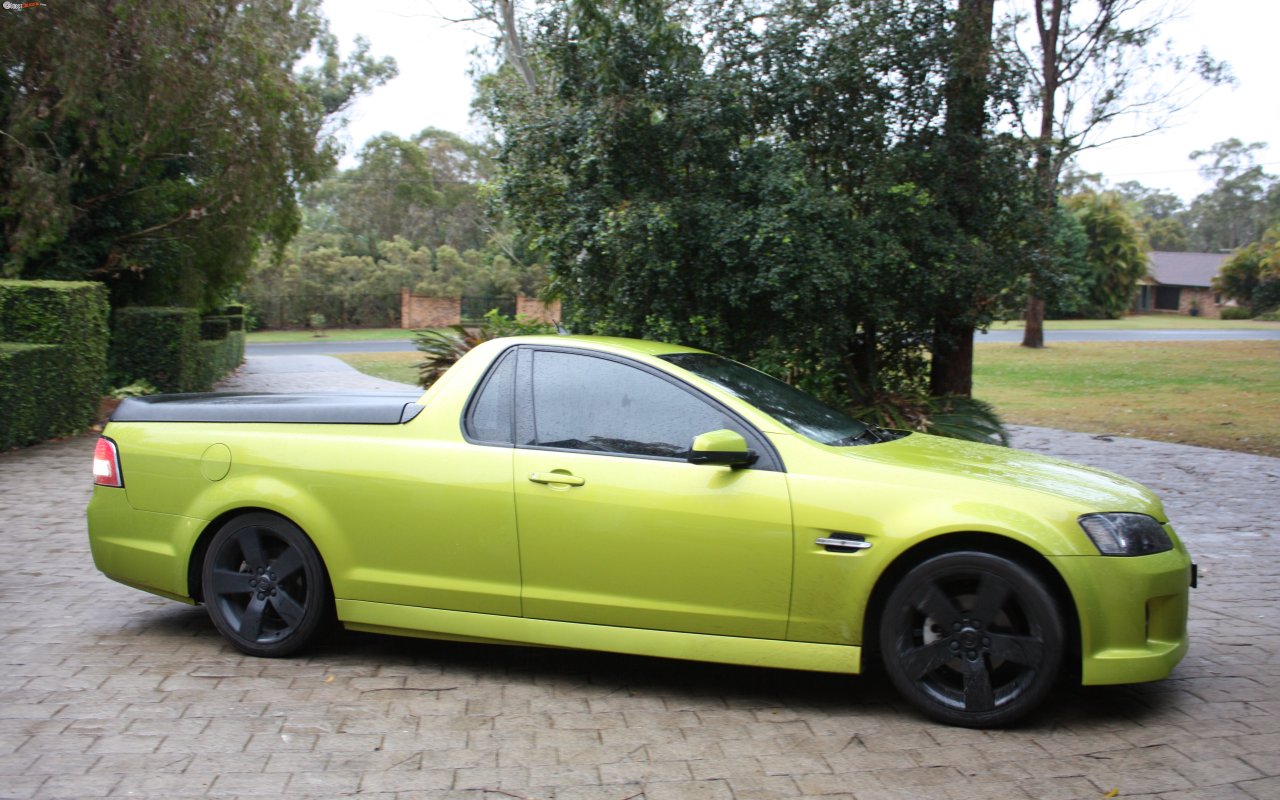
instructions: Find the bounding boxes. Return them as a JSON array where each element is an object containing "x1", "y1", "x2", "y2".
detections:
[{"x1": 1078, "y1": 512, "x2": 1173, "y2": 556}]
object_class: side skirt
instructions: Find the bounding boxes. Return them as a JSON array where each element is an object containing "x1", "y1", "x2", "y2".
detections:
[{"x1": 337, "y1": 599, "x2": 861, "y2": 674}]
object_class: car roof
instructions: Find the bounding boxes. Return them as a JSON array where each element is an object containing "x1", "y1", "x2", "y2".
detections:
[{"x1": 493, "y1": 334, "x2": 710, "y2": 358}]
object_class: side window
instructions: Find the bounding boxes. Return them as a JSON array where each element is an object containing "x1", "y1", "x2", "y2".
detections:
[
  {"x1": 466, "y1": 350, "x2": 516, "y2": 444},
  {"x1": 528, "y1": 350, "x2": 746, "y2": 459}
]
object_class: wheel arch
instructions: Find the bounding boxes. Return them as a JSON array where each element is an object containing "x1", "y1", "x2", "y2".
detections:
[
  {"x1": 862, "y1": 531, "x2": 1081, "y2": 677},
  {"x1": 187, "y1": 507, "x2": 333, "y2": 605}
]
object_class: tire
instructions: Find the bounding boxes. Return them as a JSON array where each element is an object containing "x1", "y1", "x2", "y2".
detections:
[
  {"x1": 878, "y1": 550, "x2": 1064, "y2": 728},
  {"x1": 201, "y1": 512, "x2": 331, "y2": 657}
]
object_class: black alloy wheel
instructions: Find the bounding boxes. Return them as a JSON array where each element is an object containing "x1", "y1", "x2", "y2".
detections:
[
  {"x1": 879, "y1": 550, "x2": 1064, "y2": 728},
  {"x1": 201, "y1": 512, "x2": 331, "y2": 657}
]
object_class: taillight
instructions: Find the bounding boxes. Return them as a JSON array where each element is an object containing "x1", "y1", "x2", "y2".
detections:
[{"x1": 93, "y1": 437, "x2": 124, "y2": 488}]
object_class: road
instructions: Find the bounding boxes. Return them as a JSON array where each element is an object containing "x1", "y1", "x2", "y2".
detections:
[{"x1": 247, "y1": 327, "x2": 1280, "y2": 356}]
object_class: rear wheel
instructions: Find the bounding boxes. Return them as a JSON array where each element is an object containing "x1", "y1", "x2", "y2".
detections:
[
  {"x1": 879, "y1": 551, "x2": 1064, "y2": 727},
  {"x1": 201, "y1": 512, "x2": 331, "y2": 657}
]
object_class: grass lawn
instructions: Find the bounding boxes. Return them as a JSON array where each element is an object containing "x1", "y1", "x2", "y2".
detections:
[
  {"x1": 334, "y1": 351, "x2": 421, "y2": 386},
  {"x1": 247, "y1": 327, "x2": 412, "y2": 343},
  {"x1": 988, "y1": 315, "x2": 1280, "y2": 331},
  {"x1": 336, "y1": 341, "x2": 1280, "y2": 457},
  {"x1": 974, "y1": 340, "x2": 1280, "y2": 457}
]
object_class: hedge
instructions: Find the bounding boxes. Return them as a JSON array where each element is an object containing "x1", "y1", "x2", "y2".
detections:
[
  {"x1": 110, "y1": 306, "x2": 245, "y2": 393},
  {"x1": 0, "y1": 280, "x2": 109, "y2": 449}
]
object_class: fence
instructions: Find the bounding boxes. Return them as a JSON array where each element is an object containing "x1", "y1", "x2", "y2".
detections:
[{"x1": 247, "y1": 293, "x2": 402, "y2": 330}]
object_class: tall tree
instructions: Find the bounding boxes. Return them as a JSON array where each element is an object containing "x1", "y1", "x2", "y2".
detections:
[
  {"x1": 1065, "y1": 191, "x2": 1148, "y2": 318},
  {"x1": 487, "y1": 0, "x2": 1035, "y2": 426},
  {"x1": 929, "y1": 0, "x2": 996, "y2": 397},
  {"x1": 0, "y1": 0, "x2": 394, "y2": 308},
  {"x1": 1001, "y1": 0, "x2": 1230, "y2": 346},
  {"x1": 1184, "y1": 139, "x2": 1278, "y2": 252}
]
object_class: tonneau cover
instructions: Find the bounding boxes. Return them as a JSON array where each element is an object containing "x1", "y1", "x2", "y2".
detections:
[{"x1": 111, "y1": 392, "x2": 425, "y2": 425}]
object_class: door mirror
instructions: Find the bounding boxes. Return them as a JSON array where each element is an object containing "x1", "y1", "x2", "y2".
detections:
[{"x1": 687, "y1": 429, "x2": 757, "y2": 467}]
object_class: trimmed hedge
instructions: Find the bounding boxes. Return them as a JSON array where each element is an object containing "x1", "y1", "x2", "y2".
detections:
[
  {"x1": 0, "y1": 280, "x2": 109, "y2": 449},
  {"x1": 110, "y1": 306, "x2": 245, "y2": 393},
  {"x1": 1220, "y1": 307, "x2": 1254, "y2": 321},
  {"x1": 110, "y1": 307, "x2": 201, "y2": 393}
]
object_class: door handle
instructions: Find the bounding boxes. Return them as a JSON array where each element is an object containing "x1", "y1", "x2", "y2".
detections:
[{"x1": 528, "y1": 472, "x2": 586, "y2": 487}]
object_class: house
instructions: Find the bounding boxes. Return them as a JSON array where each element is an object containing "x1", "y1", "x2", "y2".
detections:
[{"x1": 1132, "y1": 251, "x2": 1232, "y2": 318}]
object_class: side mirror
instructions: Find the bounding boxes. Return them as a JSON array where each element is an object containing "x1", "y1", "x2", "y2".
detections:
[{"x1": 687, "y1": 429, "x2": 757, "y2": 468}]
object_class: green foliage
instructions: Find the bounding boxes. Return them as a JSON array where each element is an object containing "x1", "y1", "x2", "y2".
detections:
[
  {"x1": 0, "y1": 280, "x2": 109, "y2": 448},
  {"x1": 481, "y1": 309, "x2": 556, "y2": 337},
  {"x1": 485, "y1": 0, "x2": 1034, "y2": 434},
  {"x1": 1065, "y1": 192, "x2": 1150, "y2": 318},
  {"x1": 1185, "y1": 140, "x2": 1279, "y2": 252},
  {"x1": 413, "y1": 326, "x2": 487, "y2": 389},
  {"x1": 0, "y1": 0, "x2": 394, "y2": 309},
  {"x1": 412, "y1": 310, "x2": 555, "y2": 388},
  {"x1": 1042, "y1": 206, "x2": 1091, "y2": 318},
  {"x1": 0, "y1": 344, "x2": 63, "y2": 450},
  {"x1": 110, "y1": 380, "x2": 160, "y2": 399},
  {"x1": 1219, "y1": 307, "x2": 1254, "y2": 321},
  {"x1": 110, "y1": 308, "x2": 200, "y2": 393},
  {"x1": 108, "y1": 306, "x2": 243, "y2": 393},
  {"x1": 1214, "y1": 245, "x2": 1266, "y2": 308}
]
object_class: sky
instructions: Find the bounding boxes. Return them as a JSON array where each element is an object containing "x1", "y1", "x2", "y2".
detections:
[{"x1": 321, "y1": 0, "x2": 1278, "y2": 202}]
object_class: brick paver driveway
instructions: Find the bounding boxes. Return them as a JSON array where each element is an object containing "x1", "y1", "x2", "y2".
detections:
[{"x1": 2, "y1": 358, "x2": 1278, "y2": 799}]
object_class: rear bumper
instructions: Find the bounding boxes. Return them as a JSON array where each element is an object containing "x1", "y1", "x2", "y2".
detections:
[
  {"x1": 1049, "y1": 546, "x2": 1193, "y2": 685},
  {"x1": 87, "y1": 486, "x2": 202, "y2": 603}
]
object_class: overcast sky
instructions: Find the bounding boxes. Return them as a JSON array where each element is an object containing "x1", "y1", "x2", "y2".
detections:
[{"x1": 322, "y1": 0, "x2": 1278, "y2": 202}]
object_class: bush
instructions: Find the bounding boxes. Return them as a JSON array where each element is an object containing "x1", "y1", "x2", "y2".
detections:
[
  {"x1": 1253, "y1": 281, "x2": 1280, "y2": 315},
  {"x1": 0, "y1": 343, "x2": 64, "y2": 449},
  {"x1": 110, "y1": 307, "x2": 245, "y2": 392},
  {"x1": 200, "y1": 317, "x2": 231, "y2": 341},
  {"x1": 1220, "y1": 307, "x2": 1254, "y2": 321},
  {"x1": 413, "y1": 310, "x2": 556, "y2": 388},
  {"x1": 110, "y1": 307, "x2": 201, "y2": 392},
  {"x1": 0, "y1": 280, "x2": 109, "y2": 449}
]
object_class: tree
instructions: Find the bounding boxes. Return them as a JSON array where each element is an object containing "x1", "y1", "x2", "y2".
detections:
[
  {"x1": 1000, "y1": 0, "x2": 1231, "y2": 347},
  {"x1": 1184, "y1": 139, "x2": 1279, "y2": 252},
  {"x1": 1213, "y1": 224, "x2": 1280, "y2": 314},
  {"x1": 486, "y1": 0, "x2": 1035, "y2": 429},
  {"x1": 1065, "y1": 192, "x2": 1149, "y2": 318},
  {"x1": 0, "y1": 0, "x2": 394, "y2": 308}
]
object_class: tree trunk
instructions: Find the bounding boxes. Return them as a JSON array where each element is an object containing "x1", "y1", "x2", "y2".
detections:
[
  {"x1": 1022, "y1": 293, "x2": 1046, "y2": 348},
  {"x1": 1021, "y1": 0, "x2": 1063, "y2": 349},
  {"x1": 929, "y1": 319, "x2": 974, "y2": 397},
  {"x1": 930, "y1": 0, "x2": 993, "y2": 394}
]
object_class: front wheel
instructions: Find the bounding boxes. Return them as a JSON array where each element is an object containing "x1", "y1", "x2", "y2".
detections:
[
  {"x1": 879, "y1": 551, "x2": 1064, "y2": 728},
  {"x1": 201, "y1": 512, "x2": 331, "y2": 657}
]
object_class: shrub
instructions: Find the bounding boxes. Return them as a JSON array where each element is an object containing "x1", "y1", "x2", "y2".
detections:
[
  {"x1": 1220, "y1": 307, "x2": 1254, "y2": 321},
  {"x1": 200, "y1": 317, "x2": 231, "y2": 341},
  {"x1": 413, "y1": 310, "x2": 556, "y2": 388},
  {"x1": 110, "y1": 307, "x2": 201, "y2": 393},
  {"x1": 1253, "y1": 281, "x2": 1280, "y2": 315},
  {"x1": 0, "y1": 280, "x2": 109, "y2": 448},
  {"x1": 0, "y1": 343, "x2": 64, "y2": 449}
]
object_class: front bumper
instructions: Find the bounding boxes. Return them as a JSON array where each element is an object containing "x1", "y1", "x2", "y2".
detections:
[{"x1": 1049, "y1": 545, "x2": 1193, "y2": 685}]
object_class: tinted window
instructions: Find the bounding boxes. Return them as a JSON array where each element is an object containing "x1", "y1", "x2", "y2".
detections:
[
  {"x1": 466, "y1": 350, "x2": 516, "y2": 444},
  {"x1": 530, "y1": 351, "x2": 744, "y2": 459},
  {"x1": 662, "y1": 353, "x2": 875, "y2": 446}
]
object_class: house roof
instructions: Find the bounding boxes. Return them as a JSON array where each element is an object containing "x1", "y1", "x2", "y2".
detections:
[{"x1": 1145, "y1": 251, "x2": 1230, "y2": 288}]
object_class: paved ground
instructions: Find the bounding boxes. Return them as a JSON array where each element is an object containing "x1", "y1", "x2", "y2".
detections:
[{"x1": 2, "y1": 356, "x2": 1278, "y2": 800}]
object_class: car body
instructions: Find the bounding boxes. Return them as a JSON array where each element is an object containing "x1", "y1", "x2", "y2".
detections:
[{"x1": 87, "y1": 335, "x2": 1194, "y2": 726}]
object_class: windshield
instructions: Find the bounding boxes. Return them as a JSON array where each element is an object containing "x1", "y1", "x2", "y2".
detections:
[{"x1": 662, "y1": 353, "x2": 874, "y2": 446}]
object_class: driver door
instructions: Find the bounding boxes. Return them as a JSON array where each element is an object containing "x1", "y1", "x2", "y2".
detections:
[{"x1": 511, "y1": 347, "x2": 793, "y2": 640}]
